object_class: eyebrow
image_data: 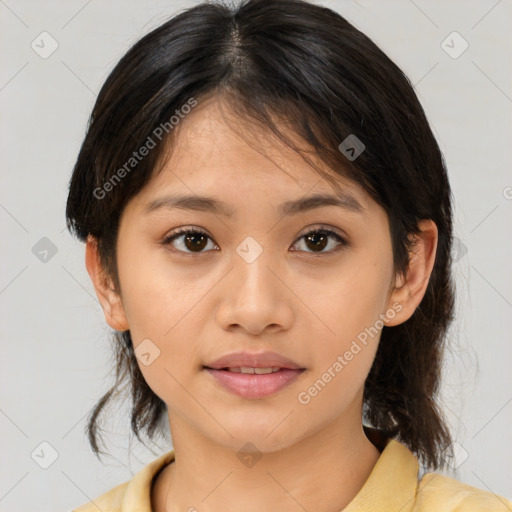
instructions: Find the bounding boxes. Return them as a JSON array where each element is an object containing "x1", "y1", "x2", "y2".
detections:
[{"x1": 143, "y1": 192, "x2": 364, "y2": 217}]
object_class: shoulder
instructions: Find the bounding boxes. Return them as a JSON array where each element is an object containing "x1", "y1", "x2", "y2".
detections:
[
  {"x1": 72, "y1": 481, "x2": 128, "y2": 512},
  {"x1": 414, "y1": 471, "x2": 512, "y2": 511}
]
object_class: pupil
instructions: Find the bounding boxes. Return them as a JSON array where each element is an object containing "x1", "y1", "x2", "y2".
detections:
[{"x1": 306, "y1": 233, "x2": 327, "y2": 252}]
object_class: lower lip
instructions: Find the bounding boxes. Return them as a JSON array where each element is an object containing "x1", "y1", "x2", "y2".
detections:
[{"x1": 204, "y1": 368, "x2": 305, "y2": 399}]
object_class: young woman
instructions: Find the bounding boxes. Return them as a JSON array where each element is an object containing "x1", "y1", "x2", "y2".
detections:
[{"x1": 66, "y1": 0, "x2": 512, "y2": 510}]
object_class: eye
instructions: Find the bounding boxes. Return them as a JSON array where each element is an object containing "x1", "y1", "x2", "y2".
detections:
[
  {"x1": 290, "y1": 226, "x2": 348, "y2": 254},
  {"x1": 161, "y1": 227, "x2": 217, "y2": 254},
  {"x1": 160, "y1": 225, "x2": 348, "y2": 255}
]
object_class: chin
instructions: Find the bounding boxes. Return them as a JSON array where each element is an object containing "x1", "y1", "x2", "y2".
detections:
[{"x1": 210, "y1": 416, "x2": 309, "y2": 454}]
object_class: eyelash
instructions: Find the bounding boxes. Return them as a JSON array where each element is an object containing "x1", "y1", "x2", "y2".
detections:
[{"x1": 160, "y1": 225, "x2": 349, "y2": 257}]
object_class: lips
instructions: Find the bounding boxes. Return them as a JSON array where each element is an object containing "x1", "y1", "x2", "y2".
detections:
[
  {"x1": 223, "y1": 366, "x2": 281, "y2": 374},
  {"x1": 204, "y1": 350, "x2": 304, "y2": 371},
  {"x1": 203, "y1": 351, "x2": 306, "y2": 399}
]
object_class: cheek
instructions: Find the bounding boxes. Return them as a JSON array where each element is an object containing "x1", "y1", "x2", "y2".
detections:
[
  {"x1": 295, "y1": 286, "x2": 382, "y2": 413},
  {"x1": 130, "y1": 312, "x2": 205, "y2": 408},
  {"x1": 116, "y1": 244, "x2": 212, "y2": 400},
  {"x1": 116, "y1": 240, "x2": 204, "y2": 336},
  {"x1": 295, "y1": 255, "x2": 392, "y2": 343},
  {"x1": 293, "y1": 256, "x2": 390, "y2": 392}
]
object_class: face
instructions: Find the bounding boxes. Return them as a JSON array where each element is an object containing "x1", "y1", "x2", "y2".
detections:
[{"x1": 92, "y1": 97, "x2": 413, "y2": 454}]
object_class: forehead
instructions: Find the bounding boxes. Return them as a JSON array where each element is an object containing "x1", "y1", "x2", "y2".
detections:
[{"x1": 141, "y1": 97, "x2": 370, "y2": 211}]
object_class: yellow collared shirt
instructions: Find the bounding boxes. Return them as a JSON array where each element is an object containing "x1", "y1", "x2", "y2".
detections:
[{"x1": 72, "y1": 438, "x2": 512, "y2": 511}]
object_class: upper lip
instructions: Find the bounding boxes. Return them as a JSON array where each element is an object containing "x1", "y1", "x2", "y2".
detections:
[{"x1": 204, "y1": 351, "x2": 305, "y2": 370}]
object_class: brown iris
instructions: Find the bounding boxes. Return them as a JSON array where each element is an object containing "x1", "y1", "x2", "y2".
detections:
[
  {"x1": 184, "y1": 232, "x2": 208, "y2": 252},
  {"x1": 304, "y1": 232, "x2": 329, "y2": 252}
]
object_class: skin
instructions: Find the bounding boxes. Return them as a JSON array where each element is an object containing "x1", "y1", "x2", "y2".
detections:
[{"x1": 86, "y1": 96, "x2": 438, "y2": 512}]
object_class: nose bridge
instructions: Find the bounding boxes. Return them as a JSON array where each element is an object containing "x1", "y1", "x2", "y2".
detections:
[
  {"x1": 216, "y1": 234, "x2": 293, "y2": 334},
  {"x1": 232, "y1": 234, "x2": 280, "y2": 301}
]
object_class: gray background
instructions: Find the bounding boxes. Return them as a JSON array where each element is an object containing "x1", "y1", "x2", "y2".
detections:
[{"x1": 1, "y1": 0, "x2": 511, "y2": 510}]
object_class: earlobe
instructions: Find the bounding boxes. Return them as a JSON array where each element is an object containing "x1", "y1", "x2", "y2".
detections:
[
  {"x1": 85, "y1": 235, "x2": 130, "y2": 332},
  {"x1": 384, "y1": 220, "x2": 438, "y2": 327}
]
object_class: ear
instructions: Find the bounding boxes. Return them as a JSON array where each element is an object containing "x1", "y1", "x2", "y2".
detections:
[
  {"x1": 384, "y1": 219, "x2": 438, "y2": 326},
  {"x1": 85, "y1": 235, "x2": 129, "y2": 332}
]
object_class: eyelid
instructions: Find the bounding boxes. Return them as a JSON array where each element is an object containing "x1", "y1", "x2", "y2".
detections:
[
  {"x1": 162, "y1": 224, "x2": 346, "y2": 240},
  {"x1": 165, "y1": 225, "x2": 210, "y2": 238},
  {"x1": 296, "y1": 223, "x2": 347, "y2": 240}
]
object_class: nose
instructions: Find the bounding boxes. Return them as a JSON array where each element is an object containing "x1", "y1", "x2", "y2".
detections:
[{"x1": 215, "y1": 247, "x2": 294, "y2": 336}]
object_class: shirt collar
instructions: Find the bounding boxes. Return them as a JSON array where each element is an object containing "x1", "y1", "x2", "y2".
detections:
[
  {"x1": 342, "y1": 437, "x2": 420, "y2": 511},
  {"x1": 121, "y1": 449, "x2": 175, "y2": 512}
]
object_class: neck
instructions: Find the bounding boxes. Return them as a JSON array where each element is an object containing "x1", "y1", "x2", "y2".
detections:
[{"x1": 152, "y1": 413, "x2": 382, "y2": 512}]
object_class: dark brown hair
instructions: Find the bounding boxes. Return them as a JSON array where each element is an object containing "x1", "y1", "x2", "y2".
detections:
[{"x1": 66, "y1": 0, "x2": 455, "y2": 469}]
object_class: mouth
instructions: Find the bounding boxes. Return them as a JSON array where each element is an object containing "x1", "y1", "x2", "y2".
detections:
[
  {"x1": 202, "y1": 365, "x2": 306, "y2": 399},
  {"x1": 204, "y1": 350, "x2": 304, "y2": 371},
  {"x1": 206, "y1": 366, "x2": 284, "y2": 374}
]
